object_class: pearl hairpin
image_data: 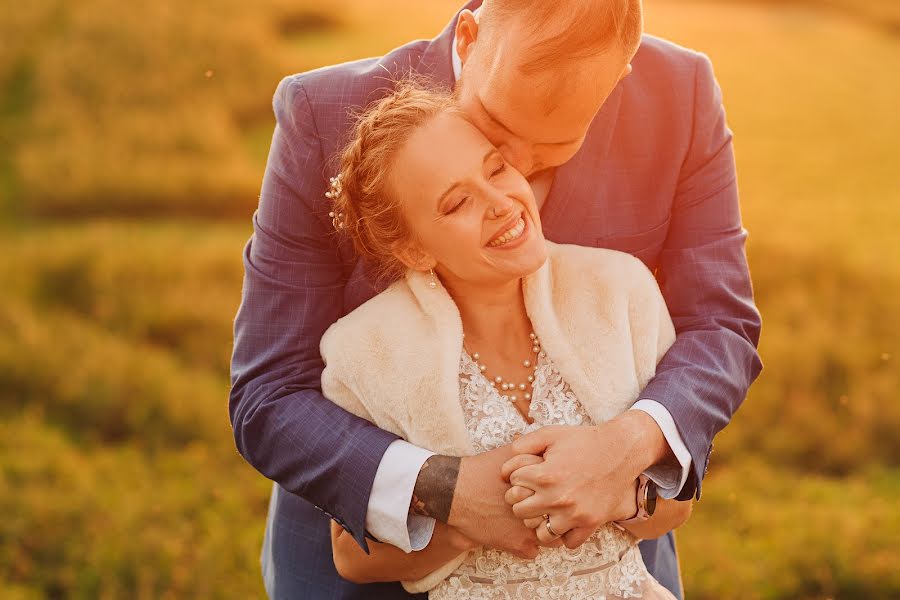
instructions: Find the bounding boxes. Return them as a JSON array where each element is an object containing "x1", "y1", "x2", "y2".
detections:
[{"x1": 325, "y1": 173, "x2": 346, "y2": 230}]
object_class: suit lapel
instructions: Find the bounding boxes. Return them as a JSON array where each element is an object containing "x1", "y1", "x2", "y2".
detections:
[{"x1": 541, "y1": 84, "x2": 625, "y2": 244}]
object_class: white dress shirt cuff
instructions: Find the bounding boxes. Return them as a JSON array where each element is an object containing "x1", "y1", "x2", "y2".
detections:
[
  {"x1": 365, "y1": 440, "x2": 437, "y2": 552},
  {"x1": 629, "y1": 400, "x2": 692, "y2": 500}
]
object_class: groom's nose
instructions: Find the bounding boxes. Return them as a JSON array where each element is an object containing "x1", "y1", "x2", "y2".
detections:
[{"x1": 497, "y1": 138, "x2": 533, "y2": 177}]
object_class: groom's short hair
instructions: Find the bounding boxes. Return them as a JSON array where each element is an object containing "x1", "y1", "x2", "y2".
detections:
[{"x1": 479, "y1": 0, "x2": 643, "y2": 73}]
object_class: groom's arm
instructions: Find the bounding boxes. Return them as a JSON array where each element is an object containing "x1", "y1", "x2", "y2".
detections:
[
  {"x1": 230, "y1": 75, "x2": 424, "y2": 551},
  {"x1": 331, "y1": 519, "x2": 477, "y2": 585},
  {"x1": 640, "y1": 51, "x2": 763, "y2": 500},
  {"x1": 232, "y1": 74, "x2": 538, "y2": 558}
]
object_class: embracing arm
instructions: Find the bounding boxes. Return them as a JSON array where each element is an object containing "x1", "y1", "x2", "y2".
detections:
[
  {"x1": 331, "y1": 518, "x2": 476, "y2": 584},
  {"x1": 231, "y1": 76, "x2": 516, "y2": 555},
  {"x1": 641, "y1": 52, "x2": 762, "y2": 500},
  {"x1": 229, "y1": 76, "x2": 401, "y2": 548},
  {"x1": 620, "y1": 497, "x2": 693, "y2": 540}
]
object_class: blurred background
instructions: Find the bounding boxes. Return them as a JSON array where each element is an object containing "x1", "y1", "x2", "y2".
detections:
[{"x1": 1, "y1": 0, "x2": 898, "y2": 598}]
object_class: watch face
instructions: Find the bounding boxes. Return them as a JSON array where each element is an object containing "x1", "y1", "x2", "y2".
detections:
[{"x1": 646, "y1": 482, "x2": 658, "y2": 516}]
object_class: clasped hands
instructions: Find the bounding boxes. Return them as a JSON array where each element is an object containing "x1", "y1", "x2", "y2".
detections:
[
  {"x1": 499, "y1": 424, "x2": 641, "y2": 550},
  {"x1": 448, "y1": 413, "x2": 664, "y2": 558}
]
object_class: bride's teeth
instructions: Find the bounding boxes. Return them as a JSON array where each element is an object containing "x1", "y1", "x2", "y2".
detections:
[{"x1": 490, "y1": 218, "x2": 525, "y2": 247}]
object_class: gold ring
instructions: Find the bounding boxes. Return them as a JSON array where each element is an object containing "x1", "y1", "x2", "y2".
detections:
[{"x1": 544, "y1": 515, "x2": 560, "y2": 538}]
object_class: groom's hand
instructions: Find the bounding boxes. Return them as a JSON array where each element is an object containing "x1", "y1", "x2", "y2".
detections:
[
  {"x1": 431, "y1": 445, "x2": 540, "y2": 559},
  {"x1": 499, "y1": 411, "x2": 670, "y2": 549}
]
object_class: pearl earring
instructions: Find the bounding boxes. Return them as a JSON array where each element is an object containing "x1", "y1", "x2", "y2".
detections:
[{"x1": 428, "y1": 268, "x2": 437, "y2": 289}]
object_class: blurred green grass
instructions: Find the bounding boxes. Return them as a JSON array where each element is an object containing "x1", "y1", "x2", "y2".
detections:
[
  {"x1": 1, "y1": 0, "x2": 898, "y2": 598},
  {"x1": 0, "y1": 0, "x2": 458, "y2": 218}
]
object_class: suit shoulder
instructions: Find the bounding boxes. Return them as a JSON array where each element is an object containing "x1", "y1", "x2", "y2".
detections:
[
  {"x1": 628, "y1": 34, "x2": 712, "y2": 96},
  {"x1": 276, "y1": 39, "x2": 430, "y2": 114},
  {"x1": 273, "y1": 39, "x2": 433, "y2": 167},
  {"x1": 634, "y1": 34, "x2": 704, "y2": 72},
  {"x1": 617, "y1": 34, "x2": 717, "y2": 145}
]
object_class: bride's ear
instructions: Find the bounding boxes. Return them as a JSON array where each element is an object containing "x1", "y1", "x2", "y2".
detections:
[{"x1": 393, "y1": 241, "x2": 436, "y2": 273}]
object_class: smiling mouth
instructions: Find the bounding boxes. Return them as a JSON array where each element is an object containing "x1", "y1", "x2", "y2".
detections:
[{"x1": 488, "y1": 217, "x2": 526, "y2": 247}]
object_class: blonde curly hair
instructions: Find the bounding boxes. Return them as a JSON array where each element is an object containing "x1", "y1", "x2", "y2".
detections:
[{"x1": 330, "y1": 77, "x2": 463, "y2": 284}]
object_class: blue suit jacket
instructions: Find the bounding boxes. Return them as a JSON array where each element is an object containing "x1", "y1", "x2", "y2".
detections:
[{"x1": 230, "y1": 2, "x2": 762, "y2": 597}]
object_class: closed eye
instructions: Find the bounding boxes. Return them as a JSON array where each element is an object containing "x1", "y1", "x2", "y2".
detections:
[
  {"x1": 446, "y1": 197, "x2": 469, "y2": 215},
  {"x1": 491, "y1": 162, "x2": 507, "y2": 178}
]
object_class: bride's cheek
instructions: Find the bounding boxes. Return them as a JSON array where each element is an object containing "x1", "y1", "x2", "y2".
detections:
[{"x1": 453, "y1": 223, "x2": 480, "y2": 249}]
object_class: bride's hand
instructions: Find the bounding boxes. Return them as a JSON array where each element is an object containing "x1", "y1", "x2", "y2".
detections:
[
  {"x1": 502, "y1": 448, "x2": 639, "y2": 524},
  {"x1": 502, "y1": 453, "x2": 542, "y2": 513},
  {"x1": 498, "y1": 416, "x2": 665, "y2": 550},
  {"x1": 504, "y1": 453, "x2": 636, "y2": 547},
  {"x1": 502, "y1": 454, "x2": 565, "y2": 548}
]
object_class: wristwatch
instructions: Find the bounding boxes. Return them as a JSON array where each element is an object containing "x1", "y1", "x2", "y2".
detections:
[{"x1": 614, "y1": 475, "x2": 657, "y2": 527}]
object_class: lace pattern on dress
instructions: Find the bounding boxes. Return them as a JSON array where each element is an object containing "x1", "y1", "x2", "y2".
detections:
[{"x1": 429, "y1": 352, "x2": 656, "y2": 600}]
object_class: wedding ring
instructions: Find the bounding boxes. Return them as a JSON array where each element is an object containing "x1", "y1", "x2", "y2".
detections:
[{"x1": 543, "y1": 514, "x2": 560, "y2": 538}]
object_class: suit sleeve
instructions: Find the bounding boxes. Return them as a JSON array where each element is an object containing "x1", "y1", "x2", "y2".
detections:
[
  {"x1": 229, "y1": 76, "x2": 399, "y2": 549},
  {"x1": 640, "y1": 53, "x2": 763, "y2": 500}
]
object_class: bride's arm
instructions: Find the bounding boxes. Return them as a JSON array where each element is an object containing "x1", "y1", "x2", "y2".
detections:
[
  {"x1": 617, "y1": 496, "x2": 693, "y2": 540},
  {"x1": 609, "y1": 475, "x2": 692, "y2": 540},
  {"x1": 331, "y1": 519, "x2": 477, "y2": 584}
]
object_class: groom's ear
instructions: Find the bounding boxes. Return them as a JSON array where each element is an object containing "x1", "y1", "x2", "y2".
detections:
[
  {"x1": 455, "y1": 9, "x2": 480, "y2": 67},
  {"x1": 393, "y1": 241, "x2": 436, "y2": 273}
]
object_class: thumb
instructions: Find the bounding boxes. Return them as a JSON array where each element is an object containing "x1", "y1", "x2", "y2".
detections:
[{"x1": 511, "y1": 426, "x2": 556, "y2": 456}]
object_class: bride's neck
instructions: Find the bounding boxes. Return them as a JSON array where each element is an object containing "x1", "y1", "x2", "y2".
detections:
[{"x1": 444, "y1": 276, "x2": 531, "y2": 348}]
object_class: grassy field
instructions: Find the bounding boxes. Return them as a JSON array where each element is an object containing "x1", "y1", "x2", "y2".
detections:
[{"x1": 1, "y1": 1, "x2": 898, "y2": 598}]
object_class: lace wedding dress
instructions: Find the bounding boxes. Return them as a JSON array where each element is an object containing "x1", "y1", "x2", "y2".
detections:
[{"x1": 429, "y1": 351, "x2": 677, "y2": 600}]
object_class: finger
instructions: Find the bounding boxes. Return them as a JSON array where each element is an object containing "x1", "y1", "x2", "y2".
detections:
[
  {"x1": 522, "y1": 516, "x2": 544, "y2": 529},
  {"x1": 504, "y1": 485, "x2": 535, "y2": 506},
  {"x1": 511, "y1": 493, "x2": 554, "y2": 520},
  {"x1": 535, "y1": 517, "x2": 566, "y2": 545},
  {"x1": 510, "y1": 426, "x2": 561, "y2": 456},
  {"x1": 500, "y1": 453, "x2": 544, "y2": 482},
  {"x1": 507, "y1": 463, "x2": 549, "y2": 490},
  {"x1": 535, "y1": 525, "x2": 555, "y2": 545},
  {"x1": 561, "y1": 526, "x2": 595, "y2": 550}
]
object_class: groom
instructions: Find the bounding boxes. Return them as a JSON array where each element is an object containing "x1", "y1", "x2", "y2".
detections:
[{"x1": 231, "y1": 0, "x2": 762, "y2": 598}]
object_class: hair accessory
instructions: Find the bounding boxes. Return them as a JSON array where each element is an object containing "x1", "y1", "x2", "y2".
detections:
[
  {"x1": 428, "y1": 268, "x2": 438, "y2": 289},
  {"x1": 325, "y1": 173, "x2": 346, "y2": 230}
]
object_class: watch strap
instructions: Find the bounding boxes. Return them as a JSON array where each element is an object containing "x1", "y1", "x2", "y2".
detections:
[{"x1": 614, "y1": 475, "x2": 653, "y2": 527}]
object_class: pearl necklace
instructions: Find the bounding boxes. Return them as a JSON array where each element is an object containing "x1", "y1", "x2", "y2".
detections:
[{"x1": 465, "y1": 332, "x2": 543, "y2": 403}]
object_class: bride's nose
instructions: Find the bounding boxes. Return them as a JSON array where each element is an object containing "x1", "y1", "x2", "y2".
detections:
[{"x1": 487, "y1": 195, "x2": 515, "y2": 220}]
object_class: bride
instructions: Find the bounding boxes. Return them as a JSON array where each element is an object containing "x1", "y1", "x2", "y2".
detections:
[{"x1": 321, "y1": 79, "x2": 691, "y2": 599}]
